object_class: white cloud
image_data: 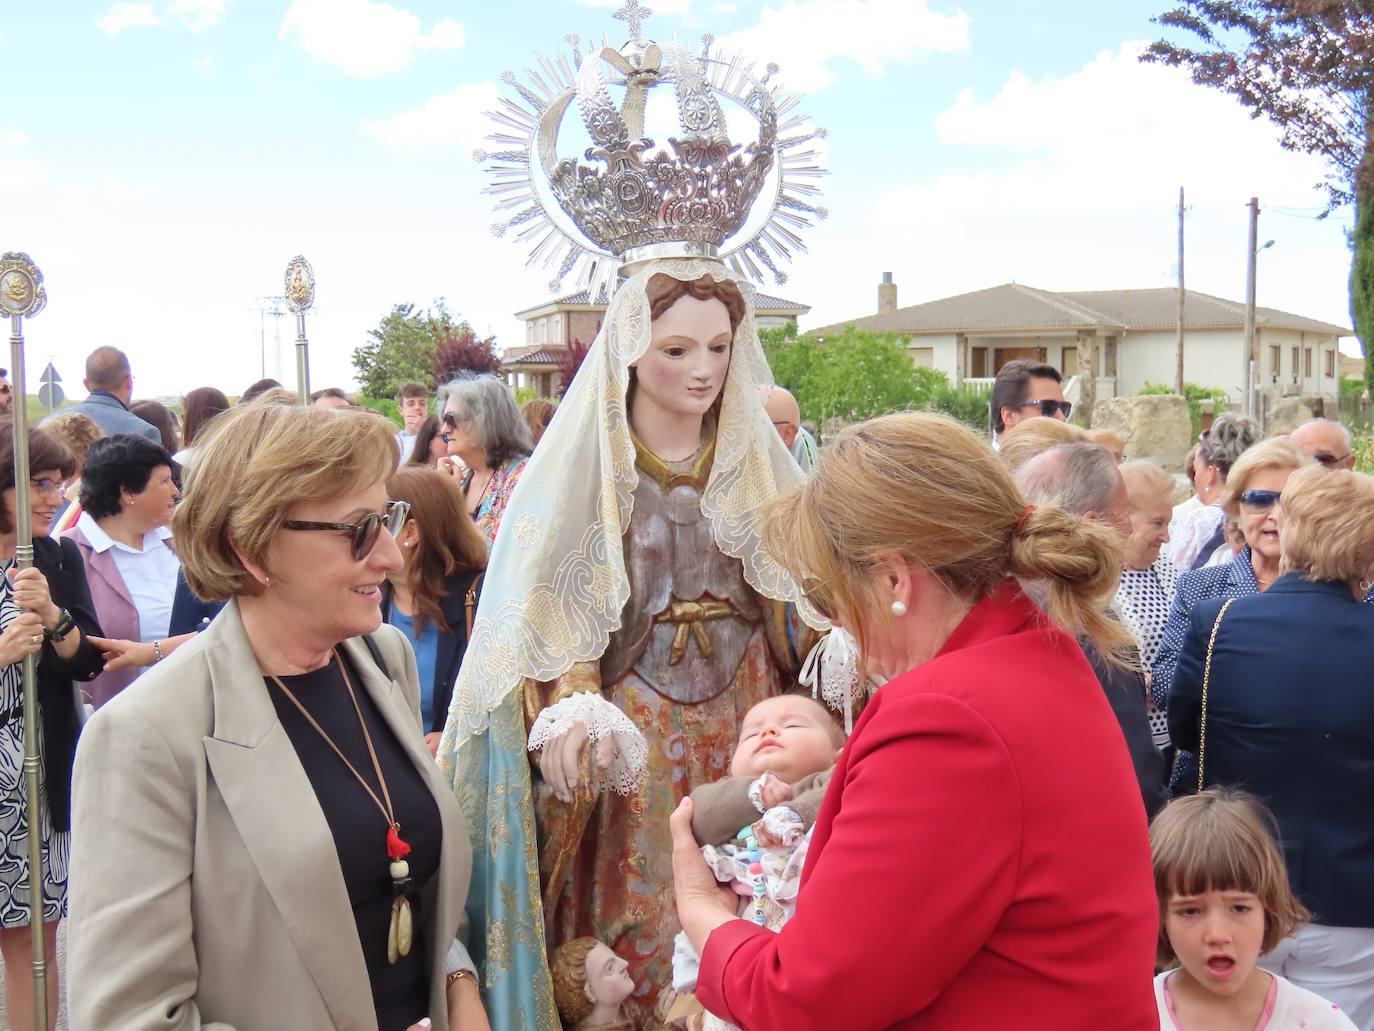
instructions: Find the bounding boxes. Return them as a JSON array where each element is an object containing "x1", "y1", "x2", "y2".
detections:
[
  {"x1": 280, "y1": 0, "x2": 465, "y2": 78},
  {"x1": 0, "y1": 129, "x2": 29, "y2": 147},
  {"x1": 361, "y1": 82, "x2": 501, "y2": 150},
  {"x1": 168, "y1": 0, "x2": 228, "y2": 31},
  {"x1": 194, "y1": 55, "x2": 215, "y2": 73},
  {"x1": 97, "y1": 2, "x2": 161, "y2": 35},
  {"x1": 720, "y1": 0, "x2": 969, "y2": 93},
  {"x1": 0, "y1": 162, "x2": 40, "y2": 190},
  {"x1": 879, "y1": 42, "x2": 1329, "y2": 223}
]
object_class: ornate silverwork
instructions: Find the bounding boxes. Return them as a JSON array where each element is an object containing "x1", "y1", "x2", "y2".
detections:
[
  {"x1": 0, "y1": 253, "x2": 46, "y2": 319},
  {"x1": 475, "y1": 8, "x2": 827, "y2": 296},
  {"x1": 283, "y1": 255, "x2": 316, "y2": 314}
]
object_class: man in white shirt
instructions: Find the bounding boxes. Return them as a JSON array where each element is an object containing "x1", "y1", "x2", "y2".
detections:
[{"x1": 394, "y1": 381, "x2": 429, "y2": 465}]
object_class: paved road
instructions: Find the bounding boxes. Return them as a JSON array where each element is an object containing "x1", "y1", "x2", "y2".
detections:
[{"x1": 0, "y1": 920, "x2": 69, "y2": 1030}]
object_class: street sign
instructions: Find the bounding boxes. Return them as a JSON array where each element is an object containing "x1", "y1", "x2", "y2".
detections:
[
  {"x1": 39, "y1": 362, "x2": 60, "y2": 384},
  {"x1": 38, "y1": 382, "x2": 64, "y2": 409}
]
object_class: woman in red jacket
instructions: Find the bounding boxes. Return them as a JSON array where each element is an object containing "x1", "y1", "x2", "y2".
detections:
[{"x1": 671, "y1": 412, "x2": 1158, "y2": 1030}]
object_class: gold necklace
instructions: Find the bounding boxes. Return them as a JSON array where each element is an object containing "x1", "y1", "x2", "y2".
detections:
[{"x1": 269, "y1": 650, "x2": 415, "y2": 964}]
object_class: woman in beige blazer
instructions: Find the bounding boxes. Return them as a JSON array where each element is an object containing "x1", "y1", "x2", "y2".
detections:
[{"x1": 67, "y1": 403, "x2": 490, "y2": 1031}]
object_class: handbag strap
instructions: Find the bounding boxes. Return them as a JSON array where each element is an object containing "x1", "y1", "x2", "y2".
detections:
[
  {"x1": 464, "y1": 573, "x2": 485, "y2": 639},
  {"x1": 1197, "y1": 597, "x2": 1238, "y2": 794}
]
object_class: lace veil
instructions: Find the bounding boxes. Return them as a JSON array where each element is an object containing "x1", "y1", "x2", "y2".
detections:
[{"x1": 436, "y1": 257, "x2": 823, "y2": 773}]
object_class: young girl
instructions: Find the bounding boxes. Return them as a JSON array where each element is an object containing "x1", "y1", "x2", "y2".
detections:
[{"x1": 1151, "y1": 789, "x2": 1357, "y2": 1030}]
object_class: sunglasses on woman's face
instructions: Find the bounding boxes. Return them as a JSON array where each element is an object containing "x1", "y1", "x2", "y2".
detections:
[
  {"x1": 282, "y1": 500, "x2": 411, "y2": 561},
  {"x1": 1239, "y1": 489, "x2": 1282, "y2": 514}
]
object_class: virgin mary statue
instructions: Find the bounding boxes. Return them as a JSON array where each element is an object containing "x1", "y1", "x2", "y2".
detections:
[{"x1": 436, "y1": 12, "x2": 829, "y2": 1028}]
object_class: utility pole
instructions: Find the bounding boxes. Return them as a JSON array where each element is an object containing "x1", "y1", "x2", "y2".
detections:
[
  {"x1": 1243, "y1": 196, "x2": 1258, "y2": 417},
  {"x1": 1176, "y1": 186, "x2": 1186, "y2": 395},
  {"x1": 250, "y1": 296, "x2": 288, "y2": 379}
]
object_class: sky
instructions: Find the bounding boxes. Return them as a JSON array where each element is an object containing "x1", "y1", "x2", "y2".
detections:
[{"x1": 1, "y1": 0, "x2": 1361, "y2": 400}]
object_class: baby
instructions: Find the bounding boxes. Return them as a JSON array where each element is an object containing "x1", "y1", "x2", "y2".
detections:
[
  {"x1": 689, "y1": 693, "x2": 844, "y2": 854},
  {"x1": 667, "y1": 693, "x2": 844, "y2": 1025}
]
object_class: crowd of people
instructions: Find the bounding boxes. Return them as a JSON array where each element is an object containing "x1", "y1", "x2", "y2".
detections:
[{"x1": 0, "y1": 336, "x2": 1367, "y2": 1031}]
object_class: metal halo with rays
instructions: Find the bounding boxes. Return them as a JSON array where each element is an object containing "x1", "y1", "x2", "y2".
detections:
[{"x1": 473, "y1": 11, "x2": 827, "y2": 302}]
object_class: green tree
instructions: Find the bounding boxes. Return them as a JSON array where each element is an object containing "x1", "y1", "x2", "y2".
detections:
[
  {"x1": 762, "y1": 326, "x2": 947, "y2": 425},
  {"x1": 352, "y1": 299, "x2": 478, "y2": 398},
  {"x1": 1356, "y1": 192, "x2": 1374, "y2": 397}
]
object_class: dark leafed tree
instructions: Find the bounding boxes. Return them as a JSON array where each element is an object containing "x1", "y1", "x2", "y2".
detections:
[
  {"x1": 555, "y1": 338, "x2": 591, "y2": 399},
  {"x1": 1142, "y1": 0, "x2": 1374, "y2": 391},
  {"x1": 431, "y1": 320, "x2": 501, "y2": 383}
]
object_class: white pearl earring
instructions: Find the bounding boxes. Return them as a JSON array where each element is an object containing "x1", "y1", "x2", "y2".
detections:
[{"x1": 890, "y1": 600, "x2": 907, "y2": 617}]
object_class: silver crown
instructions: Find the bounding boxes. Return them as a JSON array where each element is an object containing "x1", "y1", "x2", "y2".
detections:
[{"x1": 475, "y1": 0, "x2": 827, "y2": 296}]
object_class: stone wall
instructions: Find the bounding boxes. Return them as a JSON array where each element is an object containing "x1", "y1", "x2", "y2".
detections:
[{"x1": 1091, "y1": 394, "x2": 1192, "y2": 471}]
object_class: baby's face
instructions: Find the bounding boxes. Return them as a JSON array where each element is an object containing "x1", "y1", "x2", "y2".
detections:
[{"x1": 732, "y1": 696, "x2": 840, "y2": 783}]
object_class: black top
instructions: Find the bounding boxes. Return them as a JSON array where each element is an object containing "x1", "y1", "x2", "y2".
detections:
[
  {"x1": 32, "y1": 536, "x2": 107, "y2": 831},
  {"x1": 1169, "y1": 574, "x2": 1374, "y2": 928},
  {"x1": 266, "y1": 651, "x2": 442, "y2": 1031}
]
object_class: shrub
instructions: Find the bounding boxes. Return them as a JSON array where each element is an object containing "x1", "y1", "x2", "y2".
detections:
[{"x1": 1140, "y1": 382, "x2": 1229, "y2": 438}]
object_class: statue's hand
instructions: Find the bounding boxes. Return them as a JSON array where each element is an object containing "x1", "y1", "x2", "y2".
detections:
[{"x1": 539, "y1": 722, "x2": 615, "y2": 803}]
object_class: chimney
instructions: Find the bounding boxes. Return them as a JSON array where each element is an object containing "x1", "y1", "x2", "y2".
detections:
[{"x1": 878, "y1": 271, "x2": 897, "y2": 315}]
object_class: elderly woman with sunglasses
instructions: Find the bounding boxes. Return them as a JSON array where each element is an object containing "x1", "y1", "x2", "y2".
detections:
[
  {"x1": 67, "y1": 403, "x2": 489, "y2": 1031},
  {"x1": 1151, "y1": 437, "x2": 1316, "y2": 794},
  {"x1": 1166, "y1": 464, "x2": 1374, "y2": 1025},
  {"x1": 436, "y1": 375, "x2": 532, "y2": 546}
]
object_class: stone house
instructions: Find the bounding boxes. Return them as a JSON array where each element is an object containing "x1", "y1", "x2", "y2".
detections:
[
  {"x1": 808, "y1": 274, "x2": 1352, "y2": 410},
  {"x1": 501, "y1": 288, "x2": 812, "y2": 396}
]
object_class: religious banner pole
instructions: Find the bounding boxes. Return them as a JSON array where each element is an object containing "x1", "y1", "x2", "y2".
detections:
[
  {"x1": 284, "y1": 255, "x2": 315, "y2": 404},
  {"x1": 0, "y1": 251, "x2": 50, "y2": 1030}
]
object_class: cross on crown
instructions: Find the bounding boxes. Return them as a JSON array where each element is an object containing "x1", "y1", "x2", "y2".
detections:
[{"x1": 613, "y1": 0, "x2": 653, "y2": 41}]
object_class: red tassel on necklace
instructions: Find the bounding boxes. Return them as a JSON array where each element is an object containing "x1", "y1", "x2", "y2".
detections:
[{"x1": 386, "y1": 823, "x2": 412, "y2": 862}]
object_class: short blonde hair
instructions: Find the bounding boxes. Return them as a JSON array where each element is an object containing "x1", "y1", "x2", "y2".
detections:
[
  {"x1": 1220, "y1": 438, "x2": 1308, "y2": 518},
  {"x1": 763, "y1": 412, "x2": 1131, "y2": 665},
  {"x1": 175, "y1": 403, "x2": 400, "y2": 600},
  {"x1": 43, "y1": 412, "x2": 104, "y2": 467},
  {"x1": 1279, "y1": 465, "x2": 1374, "y2": 583},
  {"x1": 998, "y1": 416, "x2": 1089, "y2": 473},
  {"x1": 1119, "y1": 461, "x2": 1174, "y2": 513},
  {"x1": 1150, "y1": 789, "x2": 1309, "y2": 967}
]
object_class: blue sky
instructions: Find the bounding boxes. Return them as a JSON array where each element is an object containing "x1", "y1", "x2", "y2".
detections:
[{"x1": 2, "y1": 0, "x2": 1357, "y2": 398}]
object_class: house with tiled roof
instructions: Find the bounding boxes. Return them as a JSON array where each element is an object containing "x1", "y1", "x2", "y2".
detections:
[
  {"x1": 501, "y1": 288, "x2": 811, "y2": 397},
  {"x1": 808, "y1": 274, "x2": 1352, "y2": 405}
]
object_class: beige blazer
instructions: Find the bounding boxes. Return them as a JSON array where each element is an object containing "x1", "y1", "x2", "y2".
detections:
[{"x1": 67, "y1": 600, "x2": 472, "y2": 1031}]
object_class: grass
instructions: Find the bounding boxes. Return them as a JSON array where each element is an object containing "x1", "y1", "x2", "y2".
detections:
[{"x1": 1356, "y1": 435, "x2": 1374, "y2": 474}]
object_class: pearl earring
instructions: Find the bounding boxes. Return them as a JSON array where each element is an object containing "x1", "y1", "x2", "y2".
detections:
[{"x1": 890, "y1": 600, "x2": 907, "y2": 617}]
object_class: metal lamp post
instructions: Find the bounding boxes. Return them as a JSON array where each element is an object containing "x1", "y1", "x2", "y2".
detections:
[
  {"x1": 284, "y1": 255, "x2": 315, "y2": 404},
  {"x1": 0, "y1": 251, "x2": 50, "y2": 1030}
]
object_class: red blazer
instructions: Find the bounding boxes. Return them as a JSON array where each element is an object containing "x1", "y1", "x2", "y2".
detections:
[{"x1": 697, "y1": 583, "x2": 1158, "y2": 1030}]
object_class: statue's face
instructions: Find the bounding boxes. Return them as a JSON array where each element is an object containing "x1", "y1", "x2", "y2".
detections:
[
  {"x1": 583, "y1": 943, "x2": 635, "y2": 1008},
  {"x1": 632, "y1": 293, "x2": 732, "y2": 419}
]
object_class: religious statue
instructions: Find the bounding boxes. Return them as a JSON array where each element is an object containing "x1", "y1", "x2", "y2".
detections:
[
  {"x1": 552, "y1": 938, "x2": 637, "y2": 1031},
  {"x1": 436, "y1": 7, "x2": 828, "y2": 1029}
]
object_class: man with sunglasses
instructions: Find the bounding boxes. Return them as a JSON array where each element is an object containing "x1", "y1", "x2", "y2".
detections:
[
  {"x1": 1290, "y1": 418, "x2": 1356, "y2": 471},
  {"x1": 989, "y1": 359, "x2": 1071, "y2": 447},
  {"x1": 0, "y1": 368, "x2": 11, "y2": 415}
]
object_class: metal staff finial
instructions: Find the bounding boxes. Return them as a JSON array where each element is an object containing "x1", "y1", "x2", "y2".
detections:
[
  {"x1": 0, "y1": 250, "x2": 50, "y2": 1031},
  {"x1": 283, "y1": 255, "x2": 315, "y2": 404}
]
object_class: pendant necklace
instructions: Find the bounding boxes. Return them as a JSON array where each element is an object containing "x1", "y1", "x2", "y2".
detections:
[{"x1": 269, "y1": 649, "x2": 416, "y2": 964}]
